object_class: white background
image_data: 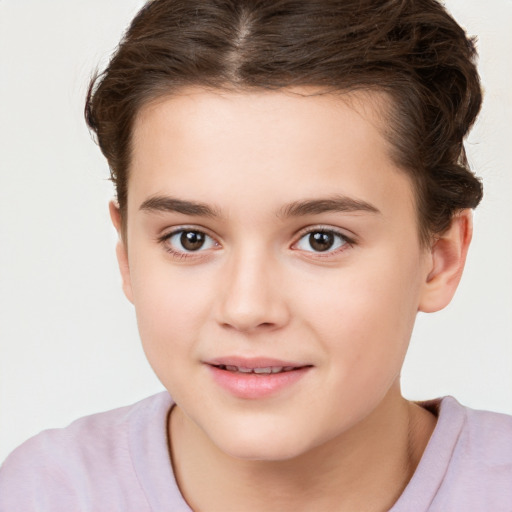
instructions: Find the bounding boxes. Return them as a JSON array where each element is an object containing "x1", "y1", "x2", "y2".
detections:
[{"x1": 0, "y1": 0, "x2": 511, "y2": 463}]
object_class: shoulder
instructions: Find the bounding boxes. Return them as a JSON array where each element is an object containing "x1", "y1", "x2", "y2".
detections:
[
  {"x1": 442, "y1": 396, "x2": 512, "y2": 464},
  {"x1": 464, "y1": 399, "x2": 512, "y2": 438},
  {"x1": 393, "y1": 397, "x2": 512, "y2": 512},
  {"x1": 431, "y1": 397, "x2": 512, "y2": 510},
  {"x1": 0, "y1": 392, "x2": 173, "y2": 512}
]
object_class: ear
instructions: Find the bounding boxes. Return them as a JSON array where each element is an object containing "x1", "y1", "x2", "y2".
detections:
[
  {"x1": 418, "y1": 210, "x2": 473, "y2": 313},
  {"x1": 109, "y1": 201, "x2": 134, "y2": 304}
]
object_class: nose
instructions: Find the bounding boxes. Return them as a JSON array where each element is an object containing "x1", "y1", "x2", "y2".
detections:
[{"x1": 215, "y1": 249, "x2": 291, "y2": 333}]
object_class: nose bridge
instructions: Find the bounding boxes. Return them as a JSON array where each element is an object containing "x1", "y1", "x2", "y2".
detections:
[{"x1": 216, "y1": 242, "x2": 289, "y2": 332}]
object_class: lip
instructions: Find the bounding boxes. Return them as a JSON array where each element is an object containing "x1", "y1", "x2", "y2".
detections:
[
  {"x1": 206, "y1": 356, "x2": 307, "y2": 368},
  {"x1": 204, "y1": 356, "x2": 312, "y2": 399}
]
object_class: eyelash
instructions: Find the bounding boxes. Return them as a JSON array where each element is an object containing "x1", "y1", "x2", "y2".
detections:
[
  {"x1": 157, "y1": 227, "x2": 218, "y2": 260},
  {"x1": 293, "y1": 227, "x2": 354, "y2": 258},
  {"x1": 157, "y1": 226, "x2": 355, "y2": 261}
]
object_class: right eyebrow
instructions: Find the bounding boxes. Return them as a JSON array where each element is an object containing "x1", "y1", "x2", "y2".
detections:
[
  {"x1": 278, "y1": 195, "x2": 381, "y2": 218},
  {"x1": 139, "y1": 195, "x2": 221, "y2": 218}
]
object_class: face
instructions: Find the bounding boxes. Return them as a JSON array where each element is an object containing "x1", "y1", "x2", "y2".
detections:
[{"x1": 119, "y1": 88, "x2": 433, "y2": 460}]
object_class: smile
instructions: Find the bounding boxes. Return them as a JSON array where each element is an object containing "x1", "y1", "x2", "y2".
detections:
[
  {"x1": 206, "y1": 358, "x2": 312, "y2": 399},
  {"x1": 213, "y1": 364, "x2": 300, "y2": 374}
]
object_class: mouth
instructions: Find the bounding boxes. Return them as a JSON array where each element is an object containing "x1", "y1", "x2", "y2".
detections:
[
  {"x1": 205, "y1": 358, "x2": 313, "y2": 399},
  {"x1": 211, "y1": 364, "x2": 305, "y2": 375}
]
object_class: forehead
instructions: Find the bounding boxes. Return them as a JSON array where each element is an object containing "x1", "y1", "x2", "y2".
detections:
[
  {"x1": 132, "y1": 87, "x2": 391, "y2": 160},
  {"x1": 128, "y1": 87, "x2": 416, "y2": 224}
]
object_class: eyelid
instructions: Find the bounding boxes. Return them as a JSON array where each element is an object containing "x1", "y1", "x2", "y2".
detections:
[
  {"x1": 291, "y1": 225, "x2": 356, "y2": 255},
  {"x1": 157, "y1": 225, "x2": 221, "y2": 259},
  {"x1": 158, "y1": 224, "x2": 218, "y2": 241},
  {"x1": 293, "y1": 224, "x2": 356, "y2": 243},
  {"x1": 156, "y1": 224, "x2": 355, "y2": 260}
]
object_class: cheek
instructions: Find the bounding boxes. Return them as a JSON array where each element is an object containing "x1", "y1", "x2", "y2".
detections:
[
  {"x1": 129, "y1": 259, "x2": 213, "y2": 372},
  {"x1": 284, "y1": 255, "x2": 422, "y2": 435},
  {"x1": 299, "y1": 252, "x2": 422, "y2": 378}
]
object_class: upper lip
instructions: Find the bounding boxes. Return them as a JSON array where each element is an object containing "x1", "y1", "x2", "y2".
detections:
[{"x1": 205, "y1": 356, "x2": 311, "y2": 369}]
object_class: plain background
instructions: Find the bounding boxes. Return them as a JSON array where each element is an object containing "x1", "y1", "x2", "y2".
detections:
[{"x1": 0, "y1": 0, "x2": 511, "y2": 464}]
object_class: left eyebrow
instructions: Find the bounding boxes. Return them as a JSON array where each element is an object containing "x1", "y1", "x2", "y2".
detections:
[
  {"x1": 139, "y1": 195, "x2": 221, "y2": 218},
  {"x1": 278, "y1": 195, "x2": 381, "y2": 218}
]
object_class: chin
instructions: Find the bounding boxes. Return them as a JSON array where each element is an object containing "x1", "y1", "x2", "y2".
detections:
[
  {"x1": 208, "y1": 422, "x2": 316, "y2": 462},
  {"x1": 223, "y1": 440, "x2": 308, "y2": 462}
]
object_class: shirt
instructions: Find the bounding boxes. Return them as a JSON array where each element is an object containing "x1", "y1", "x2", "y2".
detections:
[{"x1": 1, "y1": 392, "x2": 511, "y2": 511}]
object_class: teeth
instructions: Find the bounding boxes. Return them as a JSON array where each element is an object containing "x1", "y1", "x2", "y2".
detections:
[
  {"x1": 253, "y1": 367, "x2": 272, "y2": 374},
  {"x1": 216, "y1": 364, "x2": 298, "y2": 374}
]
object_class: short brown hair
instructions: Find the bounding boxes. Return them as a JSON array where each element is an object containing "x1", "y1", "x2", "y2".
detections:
[{"x1": 85, "y1": 0, "x2": 483, "y2": 244}]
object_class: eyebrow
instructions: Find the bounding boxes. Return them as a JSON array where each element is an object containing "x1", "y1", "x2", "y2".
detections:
[
  {"x1": 278, "y1": 195, "x2": 381, "y2": 218},
  {"x1": 139, "y1": 194, "x2": 380, "y2": 219},
  {"x1": 139, "y1": 196, "x2": 221, "y2": 218}
]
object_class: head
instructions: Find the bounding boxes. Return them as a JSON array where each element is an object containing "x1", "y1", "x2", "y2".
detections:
[
  {"x1": 86, "y1": 0, "x2": 482, "y2": 245},
  {"x1": 85, "y1": 0, "x2": 482, "y2": 460}
]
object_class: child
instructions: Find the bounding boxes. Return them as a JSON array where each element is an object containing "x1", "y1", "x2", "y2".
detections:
[{"x1": 1, "y1": 0, "x2": 511, "y2": 510}]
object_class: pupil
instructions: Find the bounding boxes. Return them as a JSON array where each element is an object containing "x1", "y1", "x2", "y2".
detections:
[
  {"x1": 309, "y1": 232, "x2": 334, "y2": 252},
  {"x1": 181, "y1": 231, "x2": 205, "y2": 251}
]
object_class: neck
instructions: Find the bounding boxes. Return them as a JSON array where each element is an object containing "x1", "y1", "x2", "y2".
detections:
[{"x1": 169, "y1": 386, "x2": 436, "y2": 512}]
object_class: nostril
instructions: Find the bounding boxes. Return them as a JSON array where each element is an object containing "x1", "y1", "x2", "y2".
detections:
[{"x1": 219, "y1": 320, "x2": 277, "y2": 332}]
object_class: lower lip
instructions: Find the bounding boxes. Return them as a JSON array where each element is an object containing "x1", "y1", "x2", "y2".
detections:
[{"x1": 207, "y1": 365, "x2": 310, "y2": 399}]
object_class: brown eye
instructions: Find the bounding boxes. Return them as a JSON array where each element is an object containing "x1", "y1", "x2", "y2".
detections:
[
  {"x1": 164, "y1": 229, "x2": 216, "y2": 254},
  {"x1": 295, "y1": 230, "x2": 348, "y2": 253},
  {"x1": 309, "y1": 232, "x2": 335, "y2": 252},
  {"x1": 180, "y1": 231, "x2": 205, "y2": 251}
]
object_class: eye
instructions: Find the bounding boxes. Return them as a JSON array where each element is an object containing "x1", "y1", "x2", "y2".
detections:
[
  {"x1": 294, "y1": 229, "x2": 349, "y2": 253},
  {"x1": 163, "y1": 229, "x2": 217, "y2": 253}
]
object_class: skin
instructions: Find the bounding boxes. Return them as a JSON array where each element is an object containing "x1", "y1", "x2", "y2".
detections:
[{"x1": 110, "y1": 87, "x2": 472, "y2": 511}]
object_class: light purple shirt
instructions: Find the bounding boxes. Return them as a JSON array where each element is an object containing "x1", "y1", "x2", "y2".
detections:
[{"x1": 1, "y1": 392, "x2": 511, "y2": 511}]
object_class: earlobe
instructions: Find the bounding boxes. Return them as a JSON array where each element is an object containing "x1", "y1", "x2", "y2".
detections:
[
  {"x1": 418, "y1": 210, "x2": 473, "y2": 313},
  {"x1": 109, "y1": 201, "x2": 134, "y2": 304}
]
